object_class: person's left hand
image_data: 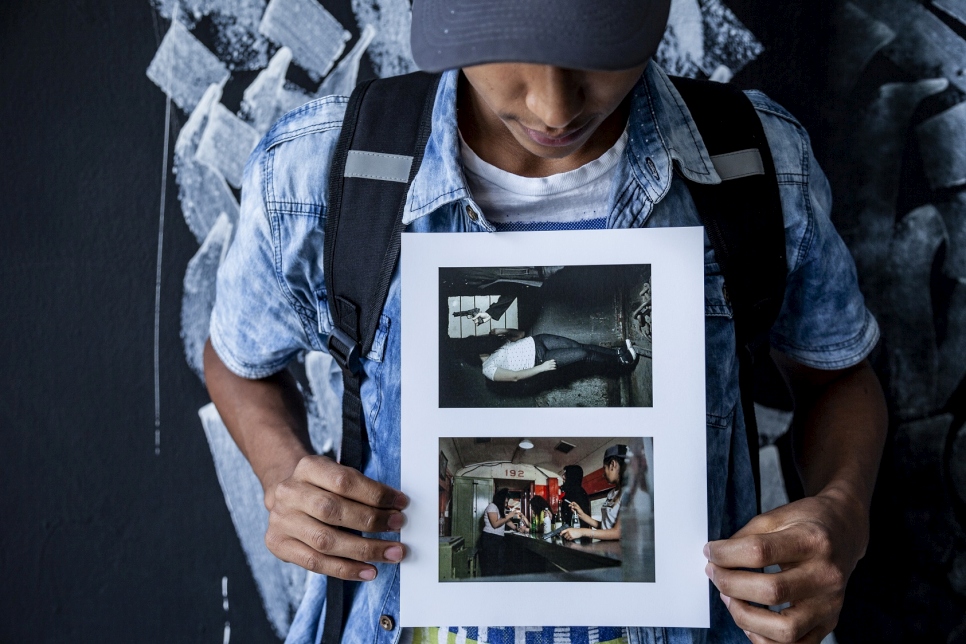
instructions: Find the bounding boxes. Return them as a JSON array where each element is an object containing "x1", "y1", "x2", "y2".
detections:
[
  {"x1": 705, "y1": 491, "x2": 868, "y2": 643},
  {"x1": 560, "y1": 528, "x2": 586, "y2": 541}
]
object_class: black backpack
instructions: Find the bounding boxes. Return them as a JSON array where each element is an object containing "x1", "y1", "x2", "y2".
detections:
[{"x1": 321, "y1": 71, "x2": 786, "y2": 643}]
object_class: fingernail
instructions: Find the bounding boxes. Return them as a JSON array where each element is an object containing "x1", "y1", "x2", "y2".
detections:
[
  {"x1": 359, "y1": 568, "x2": 376, "y2": 581},
  {"x1": 388, "y1": 512, "x2": 405, "y2": 530},
  {"x1": 385, "y1": 546, "x2": 404, "y2": 562},
  {"x1": 704, "y1": 563, "x2": 713, "y2": 581},
  {"x1": 720, "y1": 593, "x2": 731, "y2": 608},
  {"x1": 393, "y1": 493, "x2": 410, "y2": 510},
  {"x1": 703, "y1": 543, "x2": 711, "y2": 559}
]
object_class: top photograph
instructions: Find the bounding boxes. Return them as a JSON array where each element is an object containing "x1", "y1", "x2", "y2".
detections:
[{"x1": 438, "y1": 264, "x2": 653, "y2": 408}]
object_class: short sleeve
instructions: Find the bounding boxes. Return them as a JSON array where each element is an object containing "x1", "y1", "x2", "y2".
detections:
[
  {"x1": 482, "y1": 354, "x2": 499, "y2": 381},
  {"x1": 764, "y1": 115, "x2": 880, "y2": 369},
  {"x1": 484, "y1": 503, "x2": 498, "y2": 528},
  {"x1": 209, "y1": 143, "x2": 315, "y2": 379}
]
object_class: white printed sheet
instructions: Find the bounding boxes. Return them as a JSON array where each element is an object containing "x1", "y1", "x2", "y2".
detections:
[{"x1": 400, "y1": 228, "x2": 709, "y2": 627}]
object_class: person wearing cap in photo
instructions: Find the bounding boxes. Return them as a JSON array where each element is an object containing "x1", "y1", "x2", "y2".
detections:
[
  {"x1": 561, "y1": 444, "x2": 630, "y2": 542},
  {"x1": 203, "y1": 0, "x2": 888, "y2": 643}
]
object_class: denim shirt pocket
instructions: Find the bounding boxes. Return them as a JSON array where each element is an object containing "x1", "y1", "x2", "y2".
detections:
[{"x1": 704, "y1": 265, "x2": 739, "y2": 428}]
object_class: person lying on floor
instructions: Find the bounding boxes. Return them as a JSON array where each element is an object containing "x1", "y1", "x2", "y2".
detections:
[{"x1": 481, "y1": 332, "x2": 639, "y2": 382}]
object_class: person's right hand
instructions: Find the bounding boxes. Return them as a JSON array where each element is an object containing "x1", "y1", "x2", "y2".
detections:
[
  {"x1": 561, "y1": 527, "x2": 586, "y2": 541},
  {"x1": 265, "y1": 454, "x2": 409, "y2": 581},
  {"x1": 541, "y1": 359, "x2": 557, "y2": 372}
]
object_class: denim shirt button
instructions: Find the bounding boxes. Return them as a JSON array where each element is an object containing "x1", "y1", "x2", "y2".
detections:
[
  {"x1": 465, "y1": 204, "x2": 479, "y2": 222},
  {"x1": 379, "y1": 614, "x2": 395, "y2": 631}
]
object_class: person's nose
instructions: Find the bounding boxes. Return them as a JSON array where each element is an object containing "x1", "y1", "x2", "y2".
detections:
[{"x1": 525, "y1": 66, "x2": 585, "y2": 131}]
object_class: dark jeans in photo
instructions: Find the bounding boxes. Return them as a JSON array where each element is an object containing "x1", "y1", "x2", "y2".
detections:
[
  {"x1": 478, "y1": 531, "x2": 505, "y2": 577},
  {"x1": 531, "y1": 333, "x2": 633, "y2": 375}
]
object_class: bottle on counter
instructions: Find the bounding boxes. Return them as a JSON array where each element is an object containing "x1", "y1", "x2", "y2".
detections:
[
  {"x1": 571, "y1": 508, "x2": 580, "y2": 530},
  {"x1": 543, "y1": 510, "x2": 551, "y2": 534}
]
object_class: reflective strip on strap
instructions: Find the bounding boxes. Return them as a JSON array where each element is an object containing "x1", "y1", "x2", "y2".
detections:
[
  {"x1": 710, "y1": 148, "x2": 764, "y2": 181},
  {"x1": 344, "y1": 150, "x2": 413, "y2": 183}
]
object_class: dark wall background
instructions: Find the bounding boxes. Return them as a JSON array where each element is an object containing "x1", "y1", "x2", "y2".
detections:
[
  {"x1": 728, "y1": 3, "x2": 966, "y2": 641},
  {"x1": 3, "y1": 0, "x2": 965, "y2": 642},
  {"x1": 0, "y1": 3, "x2": 283, "y2": 641}
]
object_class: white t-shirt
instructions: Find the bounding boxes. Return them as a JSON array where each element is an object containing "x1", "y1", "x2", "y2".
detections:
[
  {"x1": 460, "y1": 129, "x2": 627, "y2": 231},
  {"x1": 600, "y1": 488, "x2": 621, "y2": 530},
  {"x1": 481, "y1": 336, "x2": 536, "y2": 380},
  {"x1": 482, "y1": 503, "x2": 505, "y2": 536}
]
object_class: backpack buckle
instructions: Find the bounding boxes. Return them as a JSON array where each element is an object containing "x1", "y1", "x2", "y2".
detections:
[{"x1": 327, "y1": 326, "x2": 362, "y2": 375}]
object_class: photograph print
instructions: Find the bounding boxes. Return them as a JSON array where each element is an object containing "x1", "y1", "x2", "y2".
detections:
[
  {"x1": 403, "y1": 229, "x2": 709, "y2": 627},
  {"x1": 439, "y1": 265, "x2": 652, "y2": 408},
  {"x1": 438, "y1": 437, "x2": 655, "y2": 583}
]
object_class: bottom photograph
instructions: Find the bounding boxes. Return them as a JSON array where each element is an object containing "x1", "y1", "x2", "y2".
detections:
[{"x1": 438, "y1": 436, "x2": 655, "y2": 583}]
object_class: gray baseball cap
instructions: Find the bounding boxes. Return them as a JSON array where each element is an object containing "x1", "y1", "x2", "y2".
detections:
[
  {"x1": 411, "y1": 0, "x2": 671, "y2": 72},
  {"x1": 603, "y1": 444, "x2": 630, "y2": 461}
]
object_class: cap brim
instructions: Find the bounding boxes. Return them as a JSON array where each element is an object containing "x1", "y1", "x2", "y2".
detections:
[{"x1": 411, "y1": 0, "x2": 670, "y2": 72}]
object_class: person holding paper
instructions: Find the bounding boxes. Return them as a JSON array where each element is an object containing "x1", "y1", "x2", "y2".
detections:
[
  {"x1": 561, "y1": 444, "x2": 630, "y2": 542},
  {"x1": 203, "y1": 0, "x2": 888, "y2": 641}
]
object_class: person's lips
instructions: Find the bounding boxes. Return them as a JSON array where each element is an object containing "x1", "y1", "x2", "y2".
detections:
[{"x1": 520, "y1": 120, "x2": 593, "y2": 148}]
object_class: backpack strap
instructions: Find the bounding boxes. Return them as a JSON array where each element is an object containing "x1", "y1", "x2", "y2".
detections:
[
  {"x1": 670, "y1": 76, "x2": 788, "y2": 513},
  {"x1": 322, "y1": 70, "x2": 442, "y2": 644}
]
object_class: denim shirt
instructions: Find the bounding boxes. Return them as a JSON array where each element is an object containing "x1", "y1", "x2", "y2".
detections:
[{"x1": 210, "y1": 63, "x2": 879, "y2": 644}]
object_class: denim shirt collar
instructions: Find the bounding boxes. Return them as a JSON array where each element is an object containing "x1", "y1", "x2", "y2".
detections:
[
  {"x1": 403, "y1": 70, "x2": 471, "y2": 225},
  {"x1": 402, "y1": 63, "x2": 721, "y2": 228}
]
